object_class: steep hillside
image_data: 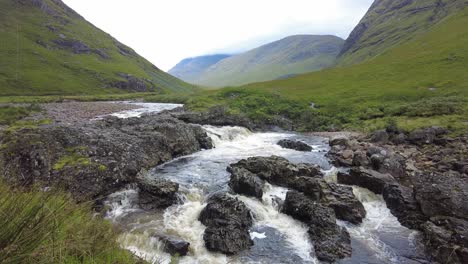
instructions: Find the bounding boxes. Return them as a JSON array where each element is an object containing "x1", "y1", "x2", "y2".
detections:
[
  {"x1": 339, "y1": 0, "x2": 468, "y2": 65},
  {"x1": 0, "y1": 0, "x2": 194, "y2": 96},
  {"x1": 192, "y1": 35, "x2": 344, "y2": 87},
  {"x1": 179, "y1": 6, "x2": 468, "y2": 133},
  {"x1": 169, "y1": 54, "x2": 231, "y2": 83}
]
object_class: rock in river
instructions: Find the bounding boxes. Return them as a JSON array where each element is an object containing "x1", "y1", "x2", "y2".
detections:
[
  {"x1": 277, "y1": 139, "x2": 312, "y2": 151},
  {"x1": 199, "y1": 193, "x2": 253, "y2": 254},
  {"x1": 228, "y1": 166, "x2": 264, "y2": 199}
]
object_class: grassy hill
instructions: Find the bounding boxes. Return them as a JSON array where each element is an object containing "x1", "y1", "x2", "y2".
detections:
[
  {"x1": 173, "y1": 5, "x2": 468, "y2": 133},
  {"x1": 190, "y1": 35, "x2": 344, "y2": 87},
  {"x1": 169, "y1": 54, "x2": 231, "y2": 83},
  {"x1": 0, "y1": 0, "x2": 194, "y2": 96},
  {"x1": 339, "y1": 0, "x2": 468, "y2": 65}
]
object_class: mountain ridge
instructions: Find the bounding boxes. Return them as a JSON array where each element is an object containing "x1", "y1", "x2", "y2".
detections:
[
  {"x1": 0, "y1": 0, "x2": 195, "y2": 96},
  {"x1": 171, "y1": 35, "x2": 344, "y2": 87}
]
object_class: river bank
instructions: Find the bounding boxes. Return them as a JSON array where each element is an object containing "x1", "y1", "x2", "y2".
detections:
[{"x1": 1, "y1": 102, "x2": 466, "y2": 263}]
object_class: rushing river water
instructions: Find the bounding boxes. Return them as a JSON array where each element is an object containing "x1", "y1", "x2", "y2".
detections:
[{"x1": 105, "y1": 103, "x2": 427, "y2": 264}]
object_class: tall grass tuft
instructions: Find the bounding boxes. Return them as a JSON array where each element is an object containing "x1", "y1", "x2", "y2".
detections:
[{"x1": 0, "y1": 182, "x2": 141, "y2": 264}]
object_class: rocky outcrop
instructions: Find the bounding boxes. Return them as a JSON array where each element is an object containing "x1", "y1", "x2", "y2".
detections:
[
  {"x1": 327, "y1": 131, "x2": 468, "y2": 264},
  {"x1": 0, "y1": 114, "x2": 213, "y2": 202},
  {"x1": 382, "y1": 184, "x2": 427, "y2": 229},
  {"x1": 137, "y1": 176, "x2": 179, "y2": 210},
  {"x1": 228, "y1": 156, "x2": 366, "y2": 224},
  {"x1": 277, "y1": 139, "x2": 312, "y2": 151},
  {"x1": 228, "y1": 156, "x2": 323, "y2": 188},
  {"x1": 198, "y1": 193, "x2": 253, "y2": 254},
  {"x1": 228, "y1": 167, "x2": 264, "y2": 199},
  {"x1": 153, "y1": 234, "x2": 190, "y2": 256},
  {"x1": 337, "y1": 167, "x2": 396, "y2": 194},
  {"x1": 111, "y1": 74, "x2": 151, "y2": 92},
  {"x1": 422, "y1": 217, "x2": 468, "y2": 264},
  {"x1": 324, "y1": 183, "x2": 367, "y2": 225},
  {"x1": 282, "y1": 191, "x2": 351, "y2": 262}
]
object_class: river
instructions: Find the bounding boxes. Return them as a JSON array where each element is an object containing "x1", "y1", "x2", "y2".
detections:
[{"x1": 104, "y1": 103, "x2": 427, "y2": 264}]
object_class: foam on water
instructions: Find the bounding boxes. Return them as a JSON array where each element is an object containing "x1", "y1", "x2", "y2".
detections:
[{"x1": 110, "y1": 102, "x2": 183, "y2": 118}]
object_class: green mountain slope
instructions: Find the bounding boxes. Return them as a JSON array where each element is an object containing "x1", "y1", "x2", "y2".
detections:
[
  {"x1": 181, "y1": 6, "x2": 468, "y2": 133},
  {"x1": 0, "y1": 0, "x2": 194, "y2": 96},
  {"x1": 192, "y1": 35, "x2": 344, "y2": 87},
  {"x1": 169, "y1": 54, "x2": 231, "y2": 83},
  {"x1": 339, "y1": 0, "x2": 468, "y2": 65}
]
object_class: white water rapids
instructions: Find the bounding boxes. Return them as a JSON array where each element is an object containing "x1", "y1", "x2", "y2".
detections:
[{"x1": 104, "y1": 103, "x2": 427, "y2": 264}]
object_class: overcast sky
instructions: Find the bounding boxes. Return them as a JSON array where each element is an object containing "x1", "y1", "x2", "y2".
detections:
[{"x1": 62, "y1": 0, "x2": 374, "y2": 71}]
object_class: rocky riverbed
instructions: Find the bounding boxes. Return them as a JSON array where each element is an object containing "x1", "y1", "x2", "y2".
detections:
[{"x1": 1, "y1": 102, "x2": 466, "y2": 263}]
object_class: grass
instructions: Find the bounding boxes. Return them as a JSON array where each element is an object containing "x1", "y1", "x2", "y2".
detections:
[
  {"x1": 0, "y1": 105, "x2": 41, "y2": 125},
  {"x1": 0, "y1": 0, "x2": 194, "y2": 96},
  {"x1": 0, "y1": 181, "x2": 142, "y2": 264}
]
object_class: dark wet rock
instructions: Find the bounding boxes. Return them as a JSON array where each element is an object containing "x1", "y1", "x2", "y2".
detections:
[
  {"x1": 199, "y1": 193, "x2": 253, "y2": 254},
  {"x1": 422, "y1": 217, "x2": 468, "y2": 264},
  {"x1": 277, "y1": 139, "x2": 312, "y2": 152},
  {"x1": 282, "y1": 191, "x2": 351, "y2": 262},
  {"x1": 408, "y1": 126, "x2": 448, "y2": 145},
  {"x1": 137, "y1": 176, "x2": 179, "y2": 210},
  {"x1": 324, "y1": 183, "x2": 366, "y2": 225},
  {"x1": 153, "y1": 234, "x2": 190, "y2": 256},
  {"x1": 0, "y1": 114, "x2": 212, "y2": 202},
  {"x1": 330, "y1": 136, "x2": 350, "y2": 147},
  {"x1": 370, "y1": 129, "x2": 389, "y2": 143},
  {"x1": 173, "y1": 106, "x2": 255, "y2": 130},
  {"x1": 229, "y1": 156, "x2": 323, "y2": 188},
  {"x1": 366, "y1": 146, "x2": 388, "y2": 157},
  {"x1": 412, "y1": 171, "x2": 468, "y2": 220},
  {"x1": 383, "y1": 184, "x2": 427, "y2": 230},
  {"x1": 228, "y1": 166, "x2": 264, "y2": 199},
  {"x1": 352, "y1": 150, "x2": 369, "y2": 166},
  {"x1": 288, "y1": 176, "x2": 325, "y2": 201},
  {"x1": 337, "y1": 167, "x2": 396, "y2": 194}
]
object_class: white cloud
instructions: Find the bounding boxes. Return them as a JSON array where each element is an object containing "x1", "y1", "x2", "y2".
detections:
[{"x1": 62, "y1": 0, "x2": 373, "y2": 71}]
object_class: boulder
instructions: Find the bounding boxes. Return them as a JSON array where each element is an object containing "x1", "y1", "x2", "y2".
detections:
[
  {"x1": 337, "y1": 167, "x2": 396, "y2": 194},
  {"x1": 324, "y1": 183, "x2": 366, "y2": 224},
  {"x1": 408, "y1": 126, "x2": 448, "y2": 145},
  {"x1": 154, "y1": 234, "x2": 190, "y2": 256},
  {"x1": 137, "y1": 177, "x2": 179, "y2": 210},
  {"x1": 277, "y1": 139, "x2": 312, "y2": 152},
  {"x1": 229, "y1": 156, "x2": 323, "y2": 188},
  {"x1": 370, "y1": 129, "x2": 389, "y2": 143},
  {"x1": 329, "y1": 136, "x2": 350, "y2": 147},
  {"x1": 228, "y1": 167, "x2": 264, "y2": 199},
  {"x1": 173, "y1": 106, "x2": 255, "y2": 130},
  {"x1": 352, "y1": 150, "x2": 369, "y2": 166},
  {"x1": 383, "y1": 184, "x2": 427, "y2": 230},
  {"x1": 413, "y1": 171, "x2": 468, "y2": 220},
  {"x1": 199, "y1": 193, "x2": 253, "y2": 254},
  {"x1": 282, "y1": 191, "x2": 351, "y2": 262},
  {"x1": 422, "y1": 217, "x2": 468, "y2": 264}
]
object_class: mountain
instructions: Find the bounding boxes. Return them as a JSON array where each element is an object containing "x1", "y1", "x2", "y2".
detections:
[
  {"x1": 178, "y1": 35, "x2": 344, "y2": 87},
  {"x1": 0, "y1": 0, "x2": 194, "y2": 96},
  {"x1": 339, "y1": 0, "x2": 468, "y2": 65},
  {"x1": 186, "y1": 0, "x2": 468, "y2": 134},
  {"x1": 169, "y1": 54, "x2": 231, "y2": 83}
]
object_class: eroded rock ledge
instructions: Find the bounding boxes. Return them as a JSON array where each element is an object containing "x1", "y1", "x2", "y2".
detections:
[
  {"x1": 328, "y1": 127, "x2": 468, "y2": 264},
  {"x1": 0, "y1": 114, "x2": 213, "y2": 203}
]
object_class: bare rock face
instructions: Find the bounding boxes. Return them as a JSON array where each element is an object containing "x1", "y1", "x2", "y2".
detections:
[
  {"x1": 153, "y1": 234, "x2": 190, "y2": 256},
  {"x1": 137, "y1": 176, "x2": 179, "y2": 210},
  {"x1": 324, "y1": 183, "x2": 367, "y2": 225},
  {"x1": 0, "y1": 114, "x2": 213, "y2": 202},
  {"x1": 198, "y1": 193, "x2": 253, "y2": 255},
  {"x1": 228, "y1": 166, "x2": 264, "y2": 199},
  {"x1": 337, "y1": 167, "x2": 396, "y2": 194},
  {"x1": 277, "y1": 139, "x2": 312, "y2": 152},
  {"x1": 282, "y1": 191, "x2": 352, "y2": 262}
]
